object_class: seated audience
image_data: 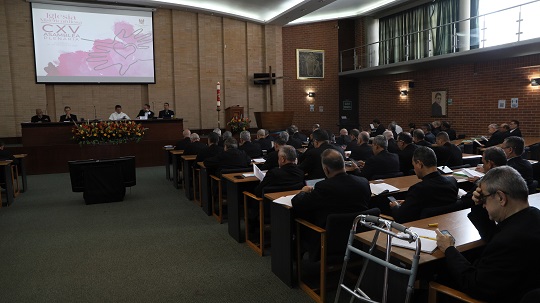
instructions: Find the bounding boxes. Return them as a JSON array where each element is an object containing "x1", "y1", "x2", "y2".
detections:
[
  {"x1": 413, "y1": 129, "x2": 432, "y2": 147},
  {"x1": 502, "y1": 136, "x2": 535, "y2": 193},
  {"x1": 136, "y1": 103, "x2": 155, "y2": 119},
  {"x1": 195, "y1": 132, "x2": 223, "y2": 164},
  {"x1": 261, "y1": 137, "x2": 287, "y2": 171},
  {"x1": 436, "y1": 166, "x2": 540, "y2": 302},
  {"x1": 397, "y1": 132, "x2": 418, "y2": 175},
  {"x1": 284, "y1": 128, "x2": 303, "y2": 149},
  {"x1": 203, "y1": 138, "x2": 251, "y2": 175},
  {"x1": 433, "y1": 131, "x2": 463, "y2": 167},
  {"x1": 220, "y1": 130, "x2": 232, "y2": 147},
  {"x1": 387, "y1": 122, "x2": 398, "y2": 139},
  {"x1": 479, "y1": 123, "x2": 505, "y2": 147},
  {"x1": 239, "y1": 130, "x2": 262, "y2": 158},
  {"x1": 298, "y1": 129, "x2": 343, "y2": 180},
  {"x1": 290, "y1": 125, "x2": 308, "y2": 142},
  {"x1": 59, "y1": 106, "x2": 77, "y2": 122},
  {"x1": 31, "y1": 109, "x2": 51, "y2": 123},
  {"x1": 254, "y1": 145, "x2": 304, "y2": 197},
  {"x1": 389, "y1": 146, "x2": 458, "y2": 223},
  {"x1": 371, "y1": 119, "x2": 385, "y2": 137},
  {"x1": 109, "y1": 105, "x2": 130, "y2": 120},
  {"x1": 431, "y1": 121, "x2": 442, "y2": 136},
  {"x1": 441, "y1": 121, "x2": 457, "y2": 140},
  {"x1": 174, "y1": 129, "x2": 191, "y2": 150},
  {"x1": 499, "y1": 123, "x2": 511, "y2": 139},
  {"x1": 183, "y1": 133, "x2": 206, "y2": 155},
  {"x1": 158, "y1": 102, "x2": 175, "y2": 119},
  {"x1": 509, "y1": 119, "x2": 522, "y2": 137},
  {"x1": 335, "y1": 128, "x2": 351, "y2": 146},
  {"x1": 349, "y1": 131, "x2": 373, "y2": 161},
  {"x1": 292, "y1": 149, "x2": 371, "y2": 228},
  {"x1": 352, "y1": 135, "x2": 400, "y2": 180},
  {"x1": 384, "y1": 130, "x2": 400, "y2": 154}
]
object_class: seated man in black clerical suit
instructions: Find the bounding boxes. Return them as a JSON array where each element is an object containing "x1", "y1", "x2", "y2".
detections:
[
  {"x1": 195, "y1": 132, "x2": 223, "y2": 166},
  {"x1": 371, "y1": 119, "x2": 385, "y2": 137},
  {"x1": 348, "y1": 131, "x2": 373, "y2": 161},
  {"x1": 136, "y1": 103, "x2": 155, "y2": 119},
  {"x1": 351, "y1": 135, "x2": 400, "y2": 181},
  {"x1": 432, "y1": 131, "x2": 463, "y2": 167},
  {"x1": 174, "y1": 129, "x2": 191, "y2": 150},
  {"x1": 289, "y1": 125, "x2": 308, "y2": 142},
  {"x1": 183, "y1": 133, "x2": 206, "y2": 156},
  {"x1": 238, "y1": 130, "x2": 262, "y2": 159},
  {"x1": 254, "y1": 145, "x2": 304, "y2": 197},
  {"x1": 59, "y1": 106, "x2": 77, "y2": 122},
  {"x1": 203, "y1": 137, "x2": 251, "y2": 176},
  {"x1": 281, "y1": 130, "x2": 302, "y2": 149},
  {"x1": 478, "y1": 124, "x2": 505, "y2": 147},
  {"x1": 335, "y1": 128, "x2": 351, "y2": 146},
  {"x1": 412, "y1": 129, "x2": 432, "y2": 147},
  {"x1": 345, "y1": 129, "x2": 360, "y2": 151},
  {"x1": 502, "y1": 136, "x2": 535, "y2": 193},
  {"x1": 158, "y1": 102, "x2": 175, "y2": 119},
  {"x1": 261, "y1": 137, "x2": 287, "y2": 171},
  {"x1": 441, "y1": 121, "x2": 457, "y2": 141},
  {"x1": 384, "y1": 130, "x2": 400, "y2": 154},
  {"x1": 31, "y1": 109, "x2": 51, "y2": 123},
  {"x1": 389, "y1": 146, "x2": 458, "y2": 223},
  {"x1": 436, "y1": 166, "x2": 540, "y2": 303},
  {"x1": 397, "y1": 132, "x2": 418, "y2": 175},
  {"x1": 298, "y1": 129, "x2": 343, "y2": 180},
  {"x1": 509, "y1": 119, "x2": 522, "y2": 137},
  {"x1": 253, "y1": 129, "x2": 273, "y2": 151}
]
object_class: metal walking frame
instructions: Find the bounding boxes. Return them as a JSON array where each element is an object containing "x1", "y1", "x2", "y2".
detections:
[{"x1": 334, "y1": 215, "x2": 421, "y2": 303}]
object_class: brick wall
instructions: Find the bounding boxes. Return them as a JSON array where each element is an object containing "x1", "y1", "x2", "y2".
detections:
[
  {"x1": 0, "y1": 1, "x2": 282, "y2": 137},
  {"x1": 282, "y1": 21, "x2": 341, "y2": 135}
]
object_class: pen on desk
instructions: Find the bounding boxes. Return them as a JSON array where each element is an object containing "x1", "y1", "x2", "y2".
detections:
[
  {"x1": 419, "y1": 235, "x2": 437, "y2": 241},
  {"x1": 428, "y1": 223, "x2": 439, "y2": 227}
]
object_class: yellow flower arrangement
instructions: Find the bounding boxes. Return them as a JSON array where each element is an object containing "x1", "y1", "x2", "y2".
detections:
[
  {"x1": 72, "y1": 121, "x2": 146, "y2": 145},
  {"x1": 227, "y1": 117, "x2": 251, "y2": 133}
]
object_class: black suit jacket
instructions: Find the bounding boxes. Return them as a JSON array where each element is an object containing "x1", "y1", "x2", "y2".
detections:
[
  {"x1": 391, "y1": 171, "x2": 458, "y2": 223},
  {"x1": 287, "y1": 137, "x2": 303, "y2": 149},
  {"x1": 158, "y1": 110, "x2": 175, "y2": 119},
  {"x1": 195, "y1": 144, "x2": 223, "y2": 165},
  {"x1": 174, "y1": 138, "x2": 191, "y2": 150},
  {"x1": 398, "y1": 143, "x2": 418, "y2": 174},
  {"x1": 433, "y1": 142, "x2": 463, "y2": 167},
  {"x1": 59, "y1": 114, "x2": 77, "y2": 122},
  {"x1": 444, "y1": 206, "x2": 540, "y2": 302},
  {"x1": 203, "y1": 148, "x2": 251, "y2": 175},
  {"x1": 298, "y1": 142, "x2": 344, "y2": 180},
  {"x1": 239, "y1": 141, "x2": 262, "y2": 158},
  {"x1": 335, "y1": 135, "x2": 351, "y2": 146},
  {"x1": 445, "y1": 128, "x2": 457, "y2": 140},
  {"x1": 356, "y1": 150, "x2": 400, "y2": 180},
  {"x1": 509, "y1": 128, "x2": 522, "y2": 137},
  {"x1": 484, "y1": 130, "x2": 505, "y2": 147},
  {"x1": 345, "y1": 140, "x2": 358, "y2": 151},
  {"x1": 387, "y1": 138, "x2": 400, "y2": 154},
  {"x1": 349, "y1": 143, "x2": 373, "y2": 161},
  {"x1": 183, "y1": 141, "x2": 207, "y2": 156},
  {"x1": 372, "y1": 124, "x2": 385, "y2": 137},
  {"x1": 425, "y1": 132, "x2": 436, "y2": 144},
  {"x1": 415, "y1": 140, "x2": 432, "y2": 147},
  {"x1": 293, "y1": 132, "x2": 308, "y2": 142},
  {"x1": 261, "y1": 150, "x2": 279, "y2": 171},
  {"x1": 254, "y1": 163, "x2": 305, "y2": 197},
  {"x1": 254, "y1": 138, "x2": 272, "y2": 151},
  {"x1": 507, "y1": 156, "x2": 534, "y2": 187},
  {"x1": 31, "y1": 115, "x2": 51, "y2": 123},
  {"x1": 137, "y1": 110, "x2": 155, "y2": 119},
  {"x1": 292, "y1": 172, "x2": 371, "y2": 228}
]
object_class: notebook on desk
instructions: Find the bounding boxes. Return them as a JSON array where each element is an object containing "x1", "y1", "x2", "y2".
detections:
[
  {"x1": 369, "y1": 183, "x2": 399, "y2": 195},
  {"x1": 391, "y1": 227, "x2": 438, "y2": 254}
]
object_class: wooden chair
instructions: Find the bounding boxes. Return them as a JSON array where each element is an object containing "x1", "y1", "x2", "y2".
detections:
[
  {"x1": 295, "y1": 208, "x2": 381, "y2": 303},
  {"x1": 11, "y1": 164, "x2": 20, "y2": 197},
  {"x1": 428, "y1": 282, "x2": 486, "y2": 303},
  {"x1": 192, "y1": 167, "x2": 201, "y2": 206},
  {"x1": 243, "y1": 182, "x2": 303, "y2": 256},
  {"x1": 210, "y1": 168, "x2": 251, "y2": 224}
]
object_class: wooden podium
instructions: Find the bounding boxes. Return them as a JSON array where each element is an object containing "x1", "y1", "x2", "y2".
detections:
[
  {"x1": 254, "y1": 111, "x2": 294, "y2": 131},
  {"x1": 225, "y1": 106, "x2": 244, "y2": 132}
]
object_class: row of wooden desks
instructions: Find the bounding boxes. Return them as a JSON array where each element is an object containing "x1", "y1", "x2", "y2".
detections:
[{"x1": 0, "y1": 160, "x2": 15, "y2": 206}]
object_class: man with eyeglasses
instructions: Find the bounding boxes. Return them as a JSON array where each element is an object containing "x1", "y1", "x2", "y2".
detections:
[
  {"x1": 501, "y1": 136, "x2": 534, "y2": 193},
  {"x1": 436, "y1": 166, "x2": 540, "y2": 302}
]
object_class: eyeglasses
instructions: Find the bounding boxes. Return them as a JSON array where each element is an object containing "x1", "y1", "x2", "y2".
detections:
[{"x1": 478, "y1": 192, "x2": 495, "y2": 204}]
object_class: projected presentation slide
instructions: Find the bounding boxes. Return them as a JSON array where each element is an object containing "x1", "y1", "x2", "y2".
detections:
[{"x1": 32, "y1": 3, "x2": 155, "y2": 83}]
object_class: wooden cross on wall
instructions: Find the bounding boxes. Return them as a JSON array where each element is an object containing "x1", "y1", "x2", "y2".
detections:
[{"x1": 256, "y1": 66, "x2": 285, "y2": 111}]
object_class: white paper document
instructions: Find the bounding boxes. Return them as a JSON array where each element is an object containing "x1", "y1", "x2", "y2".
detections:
[
  {"x1": 462, "y1": 168, "x2": 484, "y2": 178},
  {"x1": 253, "y1": 163, "x2": 266, "y2": 181},
  {"x1": 391, "y1": 227, "x2": 438, "y2": 254},
  {"x1": 369, "y1": 183, "x2": 399, "y2": 195},
  {"x1": 252, "y1": 158, "x2": 266, "y2": 164},
  {"x1": 272, "y1": 194, "x2": 295, "y2": 207},
  {"x1": 458, "y1": 188, "x2": 467, "y2": 198},
  {"x1": 241, "y1": 173, "x2": 255, "y2": 178},
  {"x1": 305, "y1": 178, "x2": 324, "y2": 188},
  {"x1": 437, "y1": 166, "x2": 453, "y2": 174}
]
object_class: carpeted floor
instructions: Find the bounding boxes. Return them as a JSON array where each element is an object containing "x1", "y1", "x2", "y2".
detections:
[{"x1": 0, "y1": 166, "x2": 313, "y2": 302}]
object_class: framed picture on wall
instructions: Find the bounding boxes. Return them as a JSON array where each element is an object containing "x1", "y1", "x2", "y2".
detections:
[
  {"x1": 296, "y1": 49, "x2": 324, "y2": 79},
  {"x1": 431, "y1": 90, "x2": 447, "y2": 117}
]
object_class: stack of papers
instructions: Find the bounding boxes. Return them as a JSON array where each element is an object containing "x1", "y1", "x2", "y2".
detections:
[
  {"x1": 252, "y1": 158, "x2": 266, "y2": 164},
  {"x1": 253, "y1": 163, "x2": 266, "y2": 181},
  {"x1": 391, "y1": 227, "x2": 438, "y2": 254},
  {"x1": 273, "y1": 194, "x2": 295, "y2": 207},
  {"x1": 370, "y1": 183, "x2": 399, "y2": 195},
  {"x1": 454, "y1": 168, "x2": 484, "y2": 178},
  {"x1": 305, "y1": 178, "x2": 324, "y2": 187}
]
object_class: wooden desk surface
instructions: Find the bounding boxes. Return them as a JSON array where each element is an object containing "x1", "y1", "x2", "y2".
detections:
[
  {"x1": 222, "y1": 172, "x2": 259, "y2": 183},
  {"x1": 170, "y1": 150, "x2": 184, "y2": 155},
  {"x1": 0, "y1": 160, "x2": 13, "y2": 166},
  {"x1": 180, "y1": 155, "x2": 197, "y2": 161},
  {"x1": 462, "y1": 153, "x2": 481, "y2": 159},
  {"x1": 14, "y1": 154, "x2": 28, "y2": 158},
  {"x1": 264, "y1": 190, "x2": 301, "y2": 209},
  {"x1": 356, "y1": 194, "x2": 540, "y2": 266}
]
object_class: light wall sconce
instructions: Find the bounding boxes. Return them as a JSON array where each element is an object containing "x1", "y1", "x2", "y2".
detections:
[
  {"x1": 308, "y1": 92, "x2": 316, "y2": 97},
  {"x1": 400, "y1": 90, "x2": 408, "y2": 96},
  {"x1": 531, "y1": 78, "x2": 540, "y2": 86}
]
